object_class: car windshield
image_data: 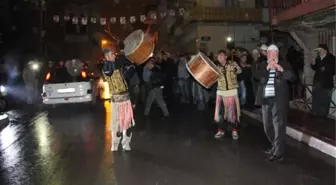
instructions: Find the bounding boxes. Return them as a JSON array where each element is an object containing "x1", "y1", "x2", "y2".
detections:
[{"x1": 47, "y1": 67, "x2": 88, "y2": 84}]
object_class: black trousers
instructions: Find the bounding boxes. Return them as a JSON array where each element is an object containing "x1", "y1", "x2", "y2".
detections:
[
  {"x1": 262, "y1": 98, "x2": 287, "y2": 156},
  {"x1": 312, "y1": 86, "x2": 332, "y2": 117}
]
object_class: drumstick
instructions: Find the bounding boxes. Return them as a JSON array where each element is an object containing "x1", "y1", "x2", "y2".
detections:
[
  {"x1": 104, "y1": 29, "x2": 120, "y2": 42},
  {"x1": 229, "y1": 49, "x2": 233, "y2": 65}
]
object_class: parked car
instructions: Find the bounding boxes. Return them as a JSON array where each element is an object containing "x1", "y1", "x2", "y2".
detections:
[{"x1": 41, "y1": 67, "x2": 96, "y2": 106}]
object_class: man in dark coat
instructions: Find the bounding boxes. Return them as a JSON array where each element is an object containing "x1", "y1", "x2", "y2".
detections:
[
  {"x1": 311, "y1": 44, "x2": 335, "y2": 118},
  {"x1": 143, "y1": 58, "x2": 169, "y2": 117},
  {"x1": 254, "y1": 44, "x2": 296, "y2": 162},
  {"x1": 160, "y1": 52, "x2": 177, "y2": 103}
]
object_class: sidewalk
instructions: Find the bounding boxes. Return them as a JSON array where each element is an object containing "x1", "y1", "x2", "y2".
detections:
[{"x1": 242, "y1": 108, "x2": 336, "y2": 158}]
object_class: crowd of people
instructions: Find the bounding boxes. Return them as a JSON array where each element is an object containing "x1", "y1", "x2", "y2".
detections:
[
  {"x1": 112, "y1": 44, "x2": 292, "y2": 114},
  {"x1": 97, "y1": 42, "x2": 335, "y2": 162},
  {"x1": 19, "y1": 40, "x2": 334, "y2": 162}
]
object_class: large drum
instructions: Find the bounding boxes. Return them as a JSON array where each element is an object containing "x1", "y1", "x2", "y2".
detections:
[
  {"x1": 186, "y1": 52, "x2": 221, "y2": 89},
  {"x1": 124, "y1": 29, "x2": 155, "y2": 65}
]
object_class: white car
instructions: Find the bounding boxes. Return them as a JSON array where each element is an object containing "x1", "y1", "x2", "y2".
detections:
[{"x1": 42, "y1": 68, "x2": 96, "y2": 106}]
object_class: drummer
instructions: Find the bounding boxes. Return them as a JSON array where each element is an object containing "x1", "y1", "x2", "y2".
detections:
[
  {"x1": 99, "y1": 46, "x2": 136, "y2": 152},
  {"x1": 214, "y1": 50, "x2": 242, "y2": 140}
]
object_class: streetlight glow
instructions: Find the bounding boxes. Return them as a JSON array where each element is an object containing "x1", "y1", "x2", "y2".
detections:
[
  {"x1": 32, "y1": 63, "x2": 39, "y2": 70},
  {"x1": 226, "y1": 36, "x2": 232, "y2": 42},
  {"x1": 101, "y1": 40, "x2": 108, "y2": 45}
]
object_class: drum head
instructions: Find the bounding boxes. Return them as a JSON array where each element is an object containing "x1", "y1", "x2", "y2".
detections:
[
  {"x1": 198, "y1": 52, "x2": 221, "y2": 74},
  {"x1": 123, "y1": 29, "x2": 144, "y2": 55}
]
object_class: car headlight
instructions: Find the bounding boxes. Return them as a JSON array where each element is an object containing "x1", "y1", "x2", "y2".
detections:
[
  {"x1": 0, "y1": 85, "x2": 6, "y2": 93},
  {"x1": 31, "y1": 63, "x2": 39, "y2": 70}
]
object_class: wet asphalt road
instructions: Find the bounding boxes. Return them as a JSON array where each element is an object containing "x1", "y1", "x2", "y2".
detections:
[{"x1": 0, "y1": 102, "x2": 335, "y2": 185}]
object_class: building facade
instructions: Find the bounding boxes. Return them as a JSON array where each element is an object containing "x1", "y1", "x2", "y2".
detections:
[
  {"x1": 167, "y1": 0, "x2": 269, "y2": 53},
  {"x1": 45, "y1": 0, "x2": 155, "y2": 61},
  {"x1": 271, "y1": 0, "x2": 336, "y2": 117}
]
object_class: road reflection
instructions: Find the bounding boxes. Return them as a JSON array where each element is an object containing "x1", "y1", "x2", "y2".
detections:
[
  {"x1": 0, "y1": 125, "x2": 18, "y2": 150},
  {"x1": 0, "y1": 104, "x2": 117, "y2": 185},
  {"x1": 0, "y1": 125, "x2": 27, "y2": 184},
  {"x1": 104, "y1": 100, "x2": 112, "y2": 157},
  {"x1": 34, "y1": 116, "x2": 52, "y2": 156}
]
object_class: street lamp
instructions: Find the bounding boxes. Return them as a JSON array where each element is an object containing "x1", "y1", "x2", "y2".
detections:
[
  {"x1": 29, "y1": 60, "x2": 40, "y2": 71},
  {"x1": 226, "y1": 36, "x2": 235, "y2": 50},
  {"x1": 101, "y1": 40, "x2": 108, "y2": 45}
]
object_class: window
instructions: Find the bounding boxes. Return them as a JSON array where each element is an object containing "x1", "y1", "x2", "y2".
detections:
[{"x1": 46, "y1": 68, "x2": 88, "y2": 83}]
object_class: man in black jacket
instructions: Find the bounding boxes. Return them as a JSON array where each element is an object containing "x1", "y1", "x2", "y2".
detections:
[
  {"x1": 311, "y1": 44, "x2": 336, "y2": 118},
  {"x1": 143, "y1": 58, "x2": 169, "y2": 117},
  {"x1": 160, "y1": 52, "x2": 177, "y2": 103},
  {"x1": 254, "y1": 45, "x2": 296, "y2": 162}
]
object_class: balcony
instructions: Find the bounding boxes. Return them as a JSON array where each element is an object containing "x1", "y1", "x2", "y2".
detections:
[
  {"x1": 184, "y1": 7, "x2": 263, "y2": 23},
  {"x1": 271, "y1": 0, "x2": 336, "y2": 25}
]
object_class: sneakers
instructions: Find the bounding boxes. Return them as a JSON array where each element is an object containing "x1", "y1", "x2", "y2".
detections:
[
  {"x1": 214, "y1": 130, "x2": 239, "y2": 140},
  {"x1": 214, "y1": 131, "x2": 225, "y2": 139},
  {"x1": 232, "y1": 130, "x2": 239, "y2": 140}
]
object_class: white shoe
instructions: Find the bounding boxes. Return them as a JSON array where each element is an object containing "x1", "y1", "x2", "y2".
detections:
[
  {"x1": 232, "y1": 130, "x2": 239, "y2": 140},
  {"x1": 122, "y1": 143, "x2": 131, "y2": 151},
  {"x1": 122, "y1": 134, "x2": 132, "y2": 151},
  {"x1": 214, "y1": 131, "x2": 225, "y2": 139},
  {"x1": 111, "y1": 137, "x2": 121, "y2": 152},
  {"x1": 111, "y1": 142, "x2": 119, "y2": 152}
]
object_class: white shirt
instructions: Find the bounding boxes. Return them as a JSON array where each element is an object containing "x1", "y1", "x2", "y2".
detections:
[{"x1": 320, "y1": 54, "x2": 326, "y2": 60}]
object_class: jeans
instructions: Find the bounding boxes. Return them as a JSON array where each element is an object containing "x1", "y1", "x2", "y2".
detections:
[
  {"x1": 238, "y1": 81, "x2": 246, "y2": 105},
  {"x1": 192, "y1": 81, "x2": 209, "y2": 110},
  {"x1": 144, "y1": 87, "x2": 169, "y2": 116},
  {"x1": 178, "y1": 78, "x2": 191, "y2": 102}
]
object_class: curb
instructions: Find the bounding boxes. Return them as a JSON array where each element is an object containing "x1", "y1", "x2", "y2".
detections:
[
  {"x1": 242, "y1": 110, "x2": 336, "y2": 158},
  {"x1": 0, "y1": 113, "x2": 9, "y2": 127}
]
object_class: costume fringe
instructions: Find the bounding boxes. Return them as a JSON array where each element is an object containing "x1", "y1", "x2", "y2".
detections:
[
  {"x1": 111, "y1": 100, "x2": 135, "y2": 132},
  {"x1": 215, "y1": 95, "x2": 240, "y2": 124}
]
